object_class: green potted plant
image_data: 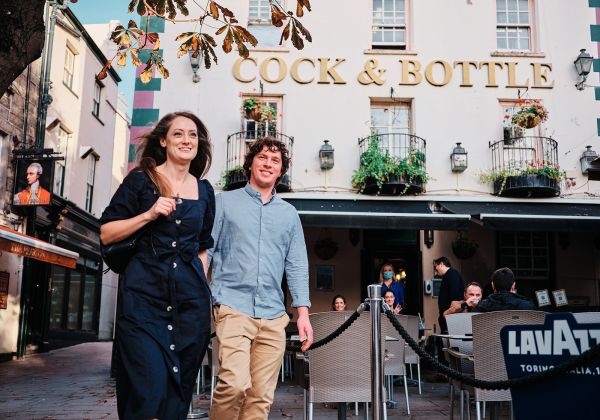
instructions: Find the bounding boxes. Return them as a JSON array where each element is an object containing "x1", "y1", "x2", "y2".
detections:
[
  {"x1": 479, "y1": 161, "x2": 563, "y2": 197},
  {"x1": 351, "y1": 136, "x2": 428, "y2": 195},
  {"x1": 243, "y1": 97, "x2": 276, "y2": 123}
]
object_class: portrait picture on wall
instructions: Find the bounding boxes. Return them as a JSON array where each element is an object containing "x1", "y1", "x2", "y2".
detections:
[{"x1": 13, "y1": 158, "x2": 54, "y2": 206}]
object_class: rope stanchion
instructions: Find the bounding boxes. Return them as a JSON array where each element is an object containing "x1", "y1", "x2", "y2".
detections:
[
  {"x1": 286, "y1": 303, "x2": 366, "y2": 352},
  {"x1": 383, "y1": 309, "x2": 600, "y2": 390}
]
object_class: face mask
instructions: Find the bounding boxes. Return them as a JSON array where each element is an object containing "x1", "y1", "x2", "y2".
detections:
[{"x1": 383, "y1": 271, "x2": 393, "y2": 280}]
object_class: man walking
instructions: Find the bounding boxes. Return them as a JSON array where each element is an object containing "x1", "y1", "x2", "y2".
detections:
[
  {"x1": 208, "y1": 137, "x2": 313, "y2": 419},
  {"x1": 434, "y1": 256, "x2": 464, "y2": 333}
]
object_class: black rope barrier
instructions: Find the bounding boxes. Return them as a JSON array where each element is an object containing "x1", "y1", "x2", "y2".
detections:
[
  {"x1": 286, "y1": 306, "x2": 364, "y2": 352},
  {"x1": 383, "y1": 309, "x2": 600, "y2": 390}
]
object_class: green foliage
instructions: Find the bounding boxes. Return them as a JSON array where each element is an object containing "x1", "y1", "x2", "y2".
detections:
[
  {"x1": 243, "y1": 98, "x2": 277, "y2": 122},
  {"x1": 479, "y1": 162, "x2": 564, "y2": 194},
  {"x1": 218, "y1": 165, "x2": 245, "y2": 188},
  {"x1": 351, "y1": 136, "x2": 428, "y2": 194}
]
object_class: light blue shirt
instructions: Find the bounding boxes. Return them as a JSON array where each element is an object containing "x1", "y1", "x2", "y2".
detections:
[{"x1": 208, "y1": 183, "x2": 310, "y2": 319}]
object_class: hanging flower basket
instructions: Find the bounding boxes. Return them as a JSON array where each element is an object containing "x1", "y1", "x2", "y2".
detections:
[
  {"x1": 243, "y1": 98, "x2": 276, "y2": 122},
  {"x1": 511, "y1": 99, "x2": 548, "y2": 129},
  {"x1": 452, "y1": 234, "x2": 478, "y2": 260},
  {"x1": 314, "y1": 237, "x2": 338, "y2": 260}
]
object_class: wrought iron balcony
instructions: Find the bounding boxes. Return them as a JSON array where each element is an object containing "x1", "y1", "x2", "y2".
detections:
[
  {"x1": 488, "y1": 136, "x2": 561, "y2": 198},
  {"x1": 225, "y1": 130, "x2": 294, "y2": 192},
  {"x1": 354, "y1": 133, "x2": 427, "y2": 195}
]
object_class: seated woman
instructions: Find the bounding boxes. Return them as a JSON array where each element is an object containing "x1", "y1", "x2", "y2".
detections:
[
  {"x1": 384, "y1": 290, "x2": 403, "y2": 314},
  {"x1": 331, "y1": 294, "x2": 347, "y2": 311}
]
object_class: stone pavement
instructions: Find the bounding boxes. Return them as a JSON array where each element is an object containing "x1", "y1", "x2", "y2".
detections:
[{"x1": 0, "y1": 342, "x2": 503, "y2": 419}]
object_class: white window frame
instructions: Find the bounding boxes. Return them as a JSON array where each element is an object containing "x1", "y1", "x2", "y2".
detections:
[
  {"x1": 496, "y1": 0, "x2": 534, "y2": 52},
  {"x1": 63, "y1": 47, "x2": 76, "y2": 89},
  {"x1": 243, "y1": 96, "x2": 282, "y2": 140},
  {"x1": 92, "y1": 82, "x2": 102, "y2": 117},
  {"x1": 248, "y1": 0, "x2": 271, "y2": 24},
  {"x1": 369, "y1": 101, "x2": 412, "y2": 159},
  {"x1": 54, "y1": 127, "x2": 69, "y2": 196},
  {"x1": 85, "y1": 155, "x2": 97, "y2": 213},
  {"x1": 372, "y1": 0, "x2": 408, "y2": 49}
]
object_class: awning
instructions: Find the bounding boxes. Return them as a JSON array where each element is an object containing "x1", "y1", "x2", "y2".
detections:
[
  {"x1": 284, "y1": 198, "x2": 471, "y2": 230},
  {"x1": 0, "y1": 225, "x2": 78, "y2": 268},
  {"x1": 440, "y1": 201, "x2": 600, "y2": 232}
]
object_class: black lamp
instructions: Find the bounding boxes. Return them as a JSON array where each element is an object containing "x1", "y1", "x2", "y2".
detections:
[
  {"x1": 450, "y1": 142, "x2": 468, "y2": 172},
  {"x1": 574, "y1": 49, "x2": 593, "y2": 90},
  {"x1": 580, "y1": 145, "x2": 598, "y2": 174},
  {"x1": 189, "y1": 51, "x2": 201, "y2": 83},
  {"x1": 319, "y1": 140, "x2": 334, "y2": 170}
]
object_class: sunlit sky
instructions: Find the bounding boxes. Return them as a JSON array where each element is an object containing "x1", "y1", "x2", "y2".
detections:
[{"x1": 70, "y1": 0, "x2": 138, "y2": 112}]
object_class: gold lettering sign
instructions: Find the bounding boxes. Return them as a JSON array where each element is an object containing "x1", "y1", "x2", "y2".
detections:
[
  {"x1": 231, "y1": 56, "x2": 554, "y2": 89},
  {"x1": 399, "y1": 59, "x2": 422, "y2": 85},
  {"x1": 0, "y1": 238, "x2": 77, "y2": 269},
  {"x1": 232, "y1": 57, "x2": 257, "y2": 83},
  {"x1": 290, "y1": 58, "x2": 315, "y2": 84},
  {"x1": 531, "y1": 63, "x2": 554, "y2": 89},
  {"x1": 259, "y1": 57, "x2": 287, "y2": 83},
  {"x1": 424, "y1": 60, "x2": 452, "y2": 87},
  {"x1": 318, "y1": 58, "x2": 347, "y2": 84}
]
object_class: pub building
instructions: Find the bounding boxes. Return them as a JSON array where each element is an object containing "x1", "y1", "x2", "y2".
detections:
[
  {"x1": 0, "y1": 6, "x2": 127, "y2": 360},
  {"x1": 123, "y1": 0, "x2": 600, "y2": 328}
]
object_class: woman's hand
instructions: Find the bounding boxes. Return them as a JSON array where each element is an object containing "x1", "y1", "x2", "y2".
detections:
[
  {"x1": 393, "y1": 305, "x2": 402, "y2": 315},
  {"x1": 145, "y1": 197, "x2": 177, "y2": 221}
]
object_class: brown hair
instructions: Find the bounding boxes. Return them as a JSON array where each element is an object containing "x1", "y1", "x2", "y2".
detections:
[
  {"x1": 378, "y1": 263, "x2": 394, "y2": 283},
  {"x1": 243, "y1": 137, "x2": 290, "y2": 186},
  {"x1": 135, "y1": 112, "x2": 211, "y2": 196}
]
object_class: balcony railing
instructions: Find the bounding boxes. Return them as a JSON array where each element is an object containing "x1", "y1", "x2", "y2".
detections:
[
  {"x1": 356, "y1": 133, "x2": 427, "y2": 195},
  {"x1": 488, "y1": 136, "x2": 561, "y2": 198},
  {"x1": 225, "y1": 130, "x2": 294, "y2": 192}
]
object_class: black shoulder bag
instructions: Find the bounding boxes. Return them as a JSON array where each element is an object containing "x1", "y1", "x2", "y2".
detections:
[{"x1": 101, "y1": 227, "x2": 147, "y2": 274}]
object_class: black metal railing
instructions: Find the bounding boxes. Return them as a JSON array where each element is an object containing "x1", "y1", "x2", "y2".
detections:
[
  {"x1": 225, "y1": 130, "x2": 294, "y2": 192},
  {"x1": 488, "y1": 136, "x2": 561, "y2": 197},
  {"x1": 356, "y1": 133, "x2": 427, "y2": 195}
]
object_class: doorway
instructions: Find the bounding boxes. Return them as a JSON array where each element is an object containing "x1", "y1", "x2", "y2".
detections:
[{"x1": 360, "y1": 230, "x2": 422, "y2": 316}]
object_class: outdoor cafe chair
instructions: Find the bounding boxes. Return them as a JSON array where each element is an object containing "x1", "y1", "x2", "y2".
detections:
[
  {"x1": 402, "y1": 315, "x2": 423, "y2": 394},
  {"x1": 471, "y1": 310, "x2": 546, "y2": 420},
  {"x1": 304, "y1": 311, "x2": 387, "y2": 420},
  {"x1": 382, "y1": 313, "x2": 411, "y2": 415},
  {"x1": 444, "y1": 312, "x2": 476, "y2": 420}
]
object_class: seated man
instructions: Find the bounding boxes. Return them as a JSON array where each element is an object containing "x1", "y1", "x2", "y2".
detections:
[
  {"x1": 474, "y1": 267, "x2": 536, "y2": 312},
  {"x1": 443, "y1": 282, "x2": 482, "y2": 316}
]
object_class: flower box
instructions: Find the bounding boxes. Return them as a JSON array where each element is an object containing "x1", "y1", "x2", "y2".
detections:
[
  {"x1": 362, "y1": 174, "x2": 425, "y2": 196},
  {"x1": 493, "y1": 174, "x2": 560, "y2": 198}
]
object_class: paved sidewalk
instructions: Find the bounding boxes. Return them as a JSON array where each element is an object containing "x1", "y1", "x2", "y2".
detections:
[{"x1": 0, "y1": 342, "x2": 498, "y2": 419}]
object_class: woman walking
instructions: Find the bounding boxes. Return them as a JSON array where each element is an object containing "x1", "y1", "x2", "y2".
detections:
[{"x1": 100, "y1": 112, "x2": 214, "y2": 419}]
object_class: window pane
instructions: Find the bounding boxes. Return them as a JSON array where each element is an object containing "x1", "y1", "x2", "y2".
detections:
[
  {"x1": 497, "y1": 12, "x2": 507, "y2": 23},
  {"x1": 520, "y1": 11, "x2": 529, "y2": 24},
  {"x1": 496, "y1": 0, "x2": 506, "y2": 11},
  {"x1": 49, "y1": 267, "x2": 66, "y2": 329},
  {"x1": 507, "y1": 0, "x2": 517, "y2": 11},
  {"x1": 508, "y1": 12, "x2": 518, "y2": 23},
  {"x1": 518, "y1": 0, "x2": 529, "y2": 11},
  {"x1": 67, "y1": 271, "x2": 81, "y2": 330},
  {"x1": 81, "y1": 275, "x2": 96, "y2": 331}
]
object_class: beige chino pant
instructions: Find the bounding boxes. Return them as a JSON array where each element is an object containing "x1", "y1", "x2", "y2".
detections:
[{"x1": 210, "y1": 304, "x2": 289, "y2": 420}]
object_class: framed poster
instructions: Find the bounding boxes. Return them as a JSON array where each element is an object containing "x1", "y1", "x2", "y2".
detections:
[
  {"x1": 316, "y1": 265, "x2": 334, "y2": 291},
  {"x1": 12, "y1": 158, "x2": 54, "y2": 206},
  {"x1": 0, "y1": 271, "x2": 8, "y2": 310},
  {"x1": 535, "y1": 289, "x2": 551, "y2": 307},
  {"x1": 552, "y1": 289, "x2": 568, "y2": 307}
]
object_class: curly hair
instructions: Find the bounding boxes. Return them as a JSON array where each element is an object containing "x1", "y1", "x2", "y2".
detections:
[
  {"x1": 243, "y1": 137, "x2": 290, "y2": 186},
  {"x1": 135, "y1": 112, "x2": 212, "y2": 196}
]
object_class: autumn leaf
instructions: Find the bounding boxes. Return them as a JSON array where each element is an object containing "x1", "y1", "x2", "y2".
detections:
[
  {"x1": 209, "y1": 1, "x2": 219, "y2": 19},
  {"x1": 130, "y1": 50, "x2": 142, "y2": 66},
  {"x1": 270, "y1": 4, "x2": 288, "y2": 27},
  {"x1": 117, "y1": 52, "x2": 127, "y2": 67},
  {"x1": 97, "y1": 63, "x2": 110, "y2": 81},
  {"x1": 153, "y1": 38, "x2": 161, "y2": 51},
  {"x1": 293, "y1": 18, "x2": 312, "y2": 42},
  {"x1": 296, "y1": 0, "x2": 311, "y2": 17},
  {"x1": 156, "y1": 63, "x2": 170, "y2": 79},
  {"x1": 222, "y1": 28, "x2": 233, "y2": 53},
  {"x1": 127, "y1": 0, "x2": 138, "y2": 13},
  {"x1": 140, "y1": 66, "x2": 153, "y2": 83}
]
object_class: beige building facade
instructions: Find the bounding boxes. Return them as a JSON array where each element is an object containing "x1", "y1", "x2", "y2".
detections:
[{"x1": 127, "y1": 1, "x2": 600, "y2": 330}]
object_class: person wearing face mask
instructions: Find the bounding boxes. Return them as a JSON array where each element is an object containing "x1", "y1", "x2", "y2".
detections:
[{"x1": 379, "y1": 263, "x2": 404, "y2": 308}]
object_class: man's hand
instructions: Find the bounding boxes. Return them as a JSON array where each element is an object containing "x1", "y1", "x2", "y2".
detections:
[
  {"x1": 443, "y1": 300, "x2": 464, "y2": 316},
  {"x1": 296, "y1": 306, "x2": 313, "y2": 352},
  {"x1": 465, "y1": 296, "x2": 480, "y2": 308}
]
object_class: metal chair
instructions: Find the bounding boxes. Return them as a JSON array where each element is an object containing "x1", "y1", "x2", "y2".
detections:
[
  {"x1": 402, "y1": 315, "x2": 422, "y2": 394},
  {"x1": 382, "y1": 313, "x2": 411, "y2": 415},
  {"x1": 303, "y1": 311, "x2": 384, "y2": 420},
  {"x1": 471, "y1": 310, "x2": 546, "y2": 420},
  {"x1": 444, "y1": 312, "x2": 476, "y2": 420}
]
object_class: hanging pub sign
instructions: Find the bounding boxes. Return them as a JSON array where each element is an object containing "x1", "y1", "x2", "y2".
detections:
[
  {"x1": 501, "y1": 313, "x2": 600, "y2": 420},
  {"x1": 12, "y1": 157, "x2": 54, "y2": 206}
]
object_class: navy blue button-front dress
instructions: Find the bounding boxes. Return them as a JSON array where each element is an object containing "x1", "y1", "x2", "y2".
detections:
[{"x1": 100, "y1": 170, "x2": 214, "y2": 420}]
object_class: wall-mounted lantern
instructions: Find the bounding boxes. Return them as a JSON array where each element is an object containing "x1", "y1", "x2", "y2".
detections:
[
  {"x1": 450, "y1": 142, "x2": 468, "y2": 172},
  {"x1": 574, "y1": 49, "x2": 593, "y2": 90},
  {"x1": 424, "y1": 229, "x2": 434, "y2": 248},
  {"x1": 319, "y1": 139, "x2": 334, "y2": 170},
  {"x1": 189, "y1": 51, "x2": 201, "y2": 83},
  {"x1": 580, "y1": 145, "x2": 598, "y2": 174}
]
